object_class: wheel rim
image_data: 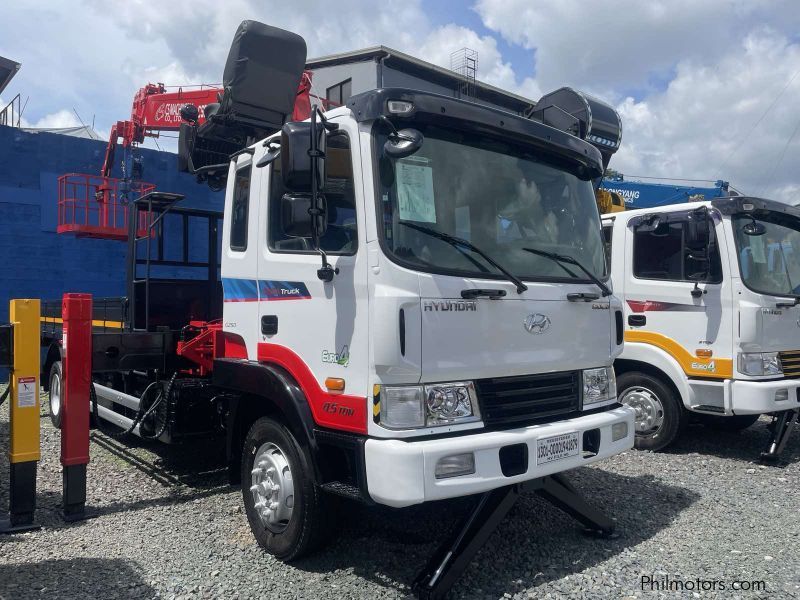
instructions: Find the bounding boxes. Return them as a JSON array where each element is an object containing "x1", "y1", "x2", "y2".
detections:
[
  {"x1": 620, "y1": 386, "x2": 665, "y2": 434},
  {"x1": 250, "y1": 442, "x2": 295, "y2": 533},
  {"x1": 50, "y1": 370, "x2": 61, "y2": 418}
]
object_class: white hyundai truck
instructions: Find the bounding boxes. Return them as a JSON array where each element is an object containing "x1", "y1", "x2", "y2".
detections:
[
  {"x1": 45, "y1": 21, "x2": 635, "y2": 598},
  {"x1": 603, "y1": 198, "x2": 800, "y2": 459}
]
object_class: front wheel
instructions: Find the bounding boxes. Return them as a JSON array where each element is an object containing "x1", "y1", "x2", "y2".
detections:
[
  {"x1": 48, "y1": 361, "x2": 63, "y2": 429},
  {"x1": 241, "y1": 417, "x2": 329, "y2": 561},
  {"x1": 617, "y1": 371, "x2": 686, "y2": 451}
]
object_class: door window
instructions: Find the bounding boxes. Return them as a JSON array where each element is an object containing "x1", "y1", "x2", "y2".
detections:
[
  {"x1": 602, "y1": 224, "x2": 613, "y2": 270},
  {"x1": 633, "y1": 219, "x2": 722, "y2": 283},
  {"x1": 268, "y1": 133, "x2": 357, "y2": 255},
  {"x1": 229, "y1": 165, "x2": 251, "y2": 251}
]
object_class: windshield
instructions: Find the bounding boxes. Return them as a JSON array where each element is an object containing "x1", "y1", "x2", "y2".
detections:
[
  {"x1": 733, "y1": 212, "x2": 800, "y2": 296},
  {"x1": 376, "y1": 125, "x2": 607, "y2": 282}
]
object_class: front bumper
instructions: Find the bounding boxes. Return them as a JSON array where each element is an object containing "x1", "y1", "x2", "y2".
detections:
[
  {"x1": 729, "y1": 378, "x2": 800, "y2": 414},
  {"x1": 364, "y1": 406, "x2": 635, "y2": 508}
]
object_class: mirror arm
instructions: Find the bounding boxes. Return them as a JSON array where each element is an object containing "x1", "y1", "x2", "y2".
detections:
[
  {"x1": 309, "y1": 108, "x2": 337, "y2": 282},
  {"x1": 691, "y1": 280, "x2": 707, "y2": 299}
]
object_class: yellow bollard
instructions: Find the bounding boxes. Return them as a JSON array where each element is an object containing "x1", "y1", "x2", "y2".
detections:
[{"x1": 1, "y1": 298, "x2": 41, "y2": 533}]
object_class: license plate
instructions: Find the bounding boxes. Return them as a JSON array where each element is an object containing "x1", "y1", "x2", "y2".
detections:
[{"x1": 536, "y1": 432, "x2": 580, "y2": 465}]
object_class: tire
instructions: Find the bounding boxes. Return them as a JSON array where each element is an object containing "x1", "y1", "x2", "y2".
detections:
[
  {"x1": 617, "y1": 371, "x2": 686, "y2": 451},
  {"x1": 241, "y1": 416, "x2": 329, "y2": 561},
  {"x1": 48, "y1": 361, "x2": 63, "y2": 429},
  {"x1": 697, "y1": 413, "x2": 760, "y2": 432}
]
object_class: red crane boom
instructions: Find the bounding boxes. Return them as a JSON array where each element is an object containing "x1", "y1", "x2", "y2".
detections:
[
  {"x1": 58, "y1": 72, "x2": 316, "y2": 241},
  {"x1": 101, "y1": 83, "x2": 222, "y2": 177}
]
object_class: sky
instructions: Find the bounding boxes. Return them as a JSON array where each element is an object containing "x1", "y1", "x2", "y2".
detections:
[{"x1": 2, "y1": 0, "x2": 800, "y2": 201}]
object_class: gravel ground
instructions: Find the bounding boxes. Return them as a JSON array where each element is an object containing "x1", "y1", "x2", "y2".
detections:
[{"x1": 1, "y1": 391, "x2": 799, "y2": 600}]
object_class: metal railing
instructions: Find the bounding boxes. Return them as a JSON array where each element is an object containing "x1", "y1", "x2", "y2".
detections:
[
  {"x1": 57, "y1": 173, "x2": 156, "y2": 241},
  {"x1": 0, "y1": 94, "x2": 21, "y2": 128}
]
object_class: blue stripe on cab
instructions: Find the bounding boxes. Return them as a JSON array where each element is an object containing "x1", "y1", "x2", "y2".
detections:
[{"x1": 222, "y1": 278, "x2": 259, "y2": 302}]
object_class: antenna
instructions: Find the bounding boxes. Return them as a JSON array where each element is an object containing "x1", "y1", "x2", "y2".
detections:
[{"x1": 450, "y1": 48, "x2": 478, "y2": 99}]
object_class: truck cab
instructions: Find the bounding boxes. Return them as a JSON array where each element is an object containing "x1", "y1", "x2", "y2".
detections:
[
  {"x1": 218, "y1": 87, "x2": 635, "y2": 531},
  {"x1": 604, "y1": 198, "x2": 800, "y2": 457}
]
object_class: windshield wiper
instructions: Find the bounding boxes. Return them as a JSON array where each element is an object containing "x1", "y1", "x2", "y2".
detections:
[
  {"x1": 522, "y1": 247, "x2": 612, "y2": 297},
  {"x1": 400, "y1": 222, "x2": 528, "y2": 293}
]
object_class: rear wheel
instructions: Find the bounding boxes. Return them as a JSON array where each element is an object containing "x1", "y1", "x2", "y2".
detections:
[
  {"x1": 48, "y1": 361, "x2": 63, "y2": 429},
  {"x1": 617, "y1": 371, "x2": 686, "y2": 451},
  {"x1": 241, "y1": 416, "x2": 329, "y2": 561},
  {"x1": 697, "y1": 413, "x2": 760, "y2": 432}
]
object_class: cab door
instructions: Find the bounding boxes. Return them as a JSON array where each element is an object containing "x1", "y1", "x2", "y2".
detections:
[
  {"x1": 254, "y1": 121, "x2": 370, "y2": 433},
  {"x1": 622, "y1": 209, "x2": 734, "y2": 382},
  {"x1": 221, "y1": 154, "x2": 260, "y2": 355}
]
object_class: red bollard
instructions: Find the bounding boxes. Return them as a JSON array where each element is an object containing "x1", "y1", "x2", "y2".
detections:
[{"x1": 61, "y1": 293, "x2": 92, "y2": 521}]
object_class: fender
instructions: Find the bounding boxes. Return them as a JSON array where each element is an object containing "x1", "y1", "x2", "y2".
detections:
[
  {"x1": 617, "y1": 341, "x2": 695, "y2": 408},
  {"x1": 213, "y1": 358, "x2": 320, "y2": 482}
]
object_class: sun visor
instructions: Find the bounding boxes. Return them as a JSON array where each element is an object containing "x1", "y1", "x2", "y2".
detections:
[{"x1": 531, "y1": 87, "x2": 622, "y2": 170}]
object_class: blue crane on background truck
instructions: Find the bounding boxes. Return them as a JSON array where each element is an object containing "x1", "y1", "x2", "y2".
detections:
[{"x1": 600, "y1": 173, "x2": 740, "y2": 210}]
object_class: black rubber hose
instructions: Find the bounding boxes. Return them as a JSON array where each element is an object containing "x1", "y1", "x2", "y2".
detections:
[
  {"x1": 91, "y1": 379, "x2": 163, "y2": 439},
  {"x1": 141, "y1": 372, "x2": 178, "y2": 440}
]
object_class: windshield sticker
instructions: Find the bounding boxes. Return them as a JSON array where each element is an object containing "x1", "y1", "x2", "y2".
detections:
[
  {"x1": 396, "y1": 159, "x2": 436, "y2": 223},
  {"x1": 749, "y1": 236, "x2": 767, "y2": 264}
]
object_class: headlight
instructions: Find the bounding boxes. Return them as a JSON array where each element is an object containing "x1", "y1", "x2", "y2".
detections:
[
  {"x1": 424, "y1": 381, "x2": 480, "y2": 425},
  {"x1": 380, "y1": 386, "x2": 425, "y2": 428},
  {"x1": 582, "y1": 367, "x2": 617, "y2": 407},
  {"x1": 738, "y1": 352, "x2": 782, "y2": 376},
  {"x1": 380, "y1": 382, "x2": 480, "y2": 429}
]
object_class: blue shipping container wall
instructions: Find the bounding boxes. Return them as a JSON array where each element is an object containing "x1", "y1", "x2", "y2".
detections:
[{"x1": 0, "y1": 125, "x2": 222, "y2": 321}]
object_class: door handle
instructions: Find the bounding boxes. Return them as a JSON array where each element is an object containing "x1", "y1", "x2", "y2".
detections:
[
  {"x1": 628, "y1": 315, "x2": 646, "y2": 327},
  {"x1": 261, "y1": 315, "x2": 278, "y2": 335}
]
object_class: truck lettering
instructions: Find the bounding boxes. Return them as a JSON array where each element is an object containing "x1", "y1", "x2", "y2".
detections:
[
  {"x1": 423, "y1": 300, "x2": 477, "y2": 312},
  {"x1": 322, "y1": 402, "x2": 355, "y2": 417},
  {"x1": 322, "y1": 345, "x2": 350, "y2": 367},
  {"x1": 690, "y1": 360, "x2": 716, "y2": 372}
]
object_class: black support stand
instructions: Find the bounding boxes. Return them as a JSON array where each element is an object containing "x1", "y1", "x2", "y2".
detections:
[
  {"x1": 412, "y1": 474, "x2": 616, "y2": 600},
  {"x1": 529, "y1": 473, "x2": 616, "y2": 537},
  {"x1": 0, "y1": 461, "x2": 41, "y2": 533},
  {"x1": 760, "y1": 409, "x2": 799, "y2": 463},
  {"x1": 62, "y1": 464, "x2": 88, "y2": 522}
]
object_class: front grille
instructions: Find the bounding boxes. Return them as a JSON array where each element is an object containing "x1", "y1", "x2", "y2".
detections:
[
  {"x1": 779, "y1": 350, "x2": 800, "y2": 378},
  {"x1": 475, "y1": 371, "x2": 581, "y2": 429}
]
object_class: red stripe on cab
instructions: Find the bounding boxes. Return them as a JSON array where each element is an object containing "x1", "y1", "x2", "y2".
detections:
[{"x1": 257, "y1": 343, "x2": 367, "y2": 434}]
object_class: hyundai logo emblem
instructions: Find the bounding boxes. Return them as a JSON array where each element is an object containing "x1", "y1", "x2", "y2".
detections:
[{"x1": 524, "y1": 313, "x2": 551, "y2": 334}]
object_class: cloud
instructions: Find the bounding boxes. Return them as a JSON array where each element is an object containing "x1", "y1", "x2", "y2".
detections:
[
  {"x1": 476, "y1": 1, "x2": 800, "y2": 202},
  {"x1": 27, "y1": 109, "x2": 83, "y2": 129},
  {"x1": 613, "y1": 29, "x2": 800, "y2": 201},
  {"x1": 4, "y1": 1, "x2": 800, "y2": 203},
  {"x1": 417, "y1": 24, "x2": 516, "y2": 89},
  {"x1": 474, "y1": 0, "x2": 800, "y2": 95}
]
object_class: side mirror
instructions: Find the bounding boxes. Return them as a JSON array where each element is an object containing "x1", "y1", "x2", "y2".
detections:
[
  {"x1": 686, "y1": 207, "x2": 711, "y2": 257},
  {"x1": 383, "y1": 128, "x2": 424, "y2": 159},
  {"x1": 280, "y1": 121, "x2": 326, "y2": 193},
  {"x1": 281, "y1": 193, "x2": 326, "y2": 239}
]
